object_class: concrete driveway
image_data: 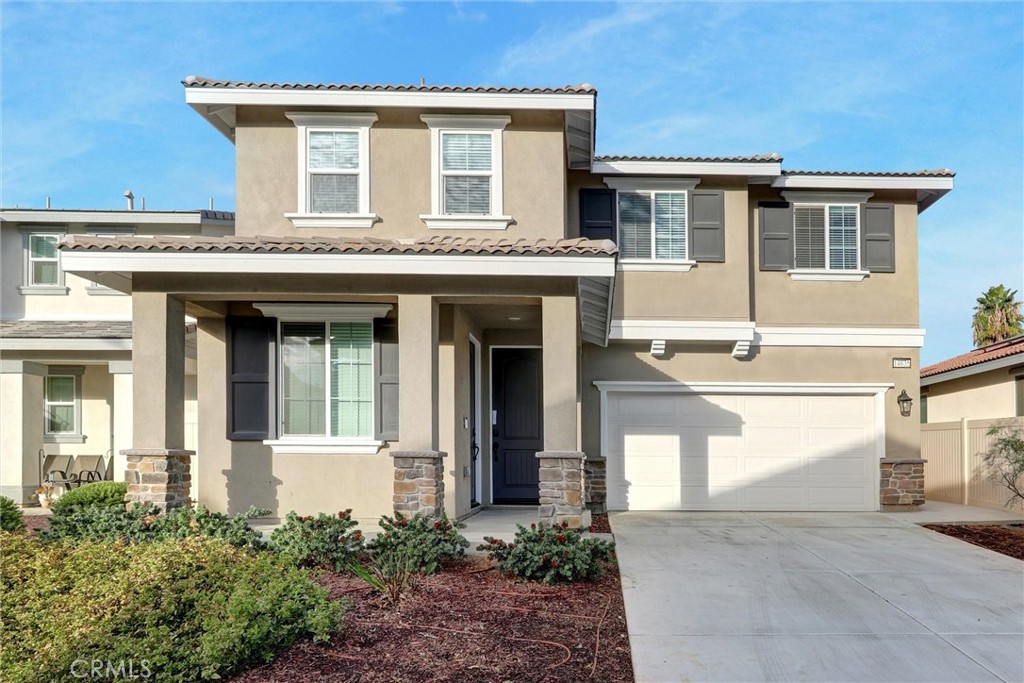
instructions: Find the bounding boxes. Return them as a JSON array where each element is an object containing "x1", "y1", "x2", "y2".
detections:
[{"x1": 611, "y1": 506, "x2": 1024, "y2": 682}]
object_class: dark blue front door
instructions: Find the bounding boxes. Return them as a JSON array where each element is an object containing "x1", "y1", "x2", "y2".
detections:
[{"x1": 491, "y1": 348, "x2": 543, "y2": 502}]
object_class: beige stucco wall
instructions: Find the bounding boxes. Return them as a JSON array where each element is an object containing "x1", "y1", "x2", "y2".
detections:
[
  {"x1": 581, "y1": 344, "x2": 922, "y2": 461},
  {"x1": 234, "y1": 106, "x2": 567, "y2": 241},
  {"x1": 924, "y1": 369, "x2": 1020, "y2": 422},
  {"x1": 750, "y1": 188, "x2": 920, "y2": 326},
  {"x1": 0, "y1": 364, "x2": 44, "y2": 503}
]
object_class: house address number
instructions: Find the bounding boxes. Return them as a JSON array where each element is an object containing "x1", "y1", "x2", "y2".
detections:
[{"x1": 892, "y1": 358, "x2": 912, "y2": 369}]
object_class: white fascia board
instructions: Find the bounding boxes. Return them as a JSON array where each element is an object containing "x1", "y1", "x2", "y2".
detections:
[
  {"x1": 1, "y1": 211, "x2": 230, "y2": 226},
  {"x1": 593, "y1": 380, "x2": 894, "y2": 396},
  {"x1": 593, "y1": 160, "x2": 782, "y2": 177},
  {"x1": 754, "y1": 326, "x2": 926, "y2": 348},
  {"x1": 773, "y1": 175, "x2": 954, "y2": 192},
  {"x1": 185, "y1": 87, "x2": 596, "y2": 112},
  {"x1": 920, "y1": 353, "x2": 1024, "y2": 386},
  {"x1": 610, "y1": 320, "x2": 756, "y2": 342},
  {"x1": 0, "y1": 338, "x2": 132, "y2": 352},
  {"x1": 61, "y1": 251, "x2": 616, "y2": 278}
]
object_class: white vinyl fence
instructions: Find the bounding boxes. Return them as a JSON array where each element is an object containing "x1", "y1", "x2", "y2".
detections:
[{"x1": 922, "y1": 416, "x2": 1024, "y2": 511}]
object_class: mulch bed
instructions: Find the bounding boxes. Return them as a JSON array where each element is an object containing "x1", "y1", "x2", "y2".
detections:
[
  {"x1": 21, "y1": 514, "x2": 49, "y2": 537},
  {"x1": 924, "y1": 523, "x2": 1024, "y2": 561},
  {"x1": 589, "y1": 514, "x2": 612, "y2": 535},
  {"x1": 233, "y1": 556, "x2": 634, "y2": 683}
]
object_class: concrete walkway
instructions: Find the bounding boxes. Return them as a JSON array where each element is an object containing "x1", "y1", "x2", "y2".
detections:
[{"x1": 611, "y1": 504, "x2": 1024, "y2": 682}]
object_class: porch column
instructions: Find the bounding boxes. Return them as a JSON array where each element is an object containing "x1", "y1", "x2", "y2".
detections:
[
  {"x1": 0, "y1": 361, "x2": 46, "y2": 504},
  {"x1": 537, "y1": 295, "x2": 587, "y2": 528},
  {"x1": 392, "y1": 295, "x2": 446, "y2": 516},
  {"x1": 123, "y1": 292, "x2": 192, "y2": 512},
  {"x1": 108, "y1": 361, "x2": 133, "y2": 484}
]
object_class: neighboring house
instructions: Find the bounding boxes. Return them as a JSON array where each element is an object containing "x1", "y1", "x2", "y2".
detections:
[
  {"x1": 58, "y1": 76, "x2": 954, "y2": 523},
  {"x1": 920, "y1": 336, "x2": 1024, "y2": 422},
  {"x1": 0, "y1": 207, "x2": 234, "y2": 504}
]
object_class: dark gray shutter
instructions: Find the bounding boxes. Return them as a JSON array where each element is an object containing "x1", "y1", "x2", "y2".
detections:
[
  {"x1": 375, "y1": 318, "x2": 399, "y2": 440},
  {"x1": 227, "y1": 316, "x2": 275, "y2": 441},
  {"x1": 759, "y1": 201, "x2": 794, "y2": 271},
  {"x1": 689, "y1": 190, "x2": 725, "y2": 262},
  {"x1": 579, "y1": 188, "x2": 617, "y2": 241},
  {"x1": 861, "y1": 203, "x2": 896, "y2": 273}
]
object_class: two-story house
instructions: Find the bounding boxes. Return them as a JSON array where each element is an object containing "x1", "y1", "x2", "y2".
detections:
[
  {"x1": 0, "y1": 206, "x2": 234, "y2": 504},
  {"x1": 59, "y1": 77, "x2": 953, "y2": 524}
]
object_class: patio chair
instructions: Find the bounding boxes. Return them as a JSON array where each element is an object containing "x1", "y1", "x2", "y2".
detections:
[
  {"x1": 72, "y1": 455, "x2": 105, "y2": 484},
  {"x1": 42, "y1": 454, "x2": 79, "y2": 491}
]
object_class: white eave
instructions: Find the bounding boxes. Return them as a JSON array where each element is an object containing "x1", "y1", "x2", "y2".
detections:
[
  {"x1": 0, "y1": 210, "x2": 233, "y2": 226},
  {"x1": 772, "y1": 174, "x2": 954, "y2": 213},
  {"x1": 593, "y1": 159, "x2": 782, "y2": 177}
]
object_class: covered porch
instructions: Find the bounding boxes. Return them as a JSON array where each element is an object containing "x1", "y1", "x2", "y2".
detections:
[{"x1": 60, "y1": 235, "x2": 616, "y2": 526}]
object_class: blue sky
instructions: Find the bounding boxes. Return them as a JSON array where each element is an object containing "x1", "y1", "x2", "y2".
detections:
[{"x1": 2, "y1": 1, "x2": 1021, "y2": 364}]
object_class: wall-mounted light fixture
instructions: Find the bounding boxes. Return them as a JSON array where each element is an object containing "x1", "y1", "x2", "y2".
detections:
[{"x1": 897, "y1": 389, "x2": 913, "y2": 417}]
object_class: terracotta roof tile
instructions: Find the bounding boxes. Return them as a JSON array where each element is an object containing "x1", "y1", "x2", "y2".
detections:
[
  {"x1": 782, "y1": 169, "x2": 955, "y2": 178},
  {"x1": 0, "y1": 320, "x2": 132, "y2": 339},
  {"x1": 921, "y1": 336, "x2": 1024, "y2": 378},
  {"x1": 182, "y1": 75, "x2": 596, "y2": 95},
  {"x1": 596, "y1": 153, "x2": 782, "y2": 163},
  {"x1": 59, "y1": 234, "x2": 618, "y2": 257}
]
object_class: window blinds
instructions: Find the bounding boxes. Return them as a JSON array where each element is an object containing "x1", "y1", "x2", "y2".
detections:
[
  {"x1": 309, "y1": 131, "x2": 359, "y2": 213},
  {"x1": 442, "y1": 133, "x2": 492, "y2": 215}
]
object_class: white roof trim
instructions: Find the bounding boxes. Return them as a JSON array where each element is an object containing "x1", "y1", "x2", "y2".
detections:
[
  {"x1": 773, "y1": 175, "x2": 954, "y2": 192},
  {"x1": 593, "y1": 160, "x2": 782, "y2": 177},
  {"x1": 755, "y1": 326, "x2": 926, "y2": 348},
  {"x1": 0, "y1": 211, "x2": 232, "y2": 225},
  {"x1": 610, "y1": 320, "x2": 755, "y2": 343},
  {"x1": 593, "y1": 380, "x2": 894, "y2": 396},
  {"x1": 781, "y1": 191, "x2": 874, "y2": 204},
  {"x1": 603, "y1": 177, "x2": 700, "y2": 192},
  {"x1": 61, "y1": 250, "x2": 616, "y2": 279},
  {"x1": 253, "y1": 303, "x2": 392, "y2": 322},
  {"x1": 186, "y1": 87, "x2": 596, "y2": 111},
  {"x1": 0, "y1": 338, "x2": 132, "y2": 352},
  {"x1": 921, "y1": 352, "x2": 1024, "y2": 386}
]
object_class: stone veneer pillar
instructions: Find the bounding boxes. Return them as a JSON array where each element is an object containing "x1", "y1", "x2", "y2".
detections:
[
  {"x1": 537, "y1": 451, "x2": 588, "y2": 528},
  {"x1": 584, "y1": 459, "x2": 607, "y2": 514},
  {"x1": 392, "y1": 450, "x2": 447, "y2": 517},
  {"x1": 880, "y1": 458, "x2": 927, "y2": 511},
  {"x1": 124, "y1": 449, "x2": 194, "y2": 512}
]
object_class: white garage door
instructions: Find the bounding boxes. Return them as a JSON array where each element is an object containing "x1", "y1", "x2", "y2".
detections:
[{"x1": 605, "y1": 392, "x2": 878, "y2": 511}]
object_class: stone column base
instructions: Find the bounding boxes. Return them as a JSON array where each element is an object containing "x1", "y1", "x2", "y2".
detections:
[
  {"x1": 392, "y1": 450, "x2": 447, "y2": 517},
  {"x1": 584, "y1": 458, "x2": 607, "y2": 513},
  {"x1": 537, "y1": 451, "x2": 587, "y2": 528},
  {"x1": 880, "y1": 458, "x2": 926, "y2": 511},
  {"x1": 123, "y1": 448, "x2": 195, "y2": 512}
]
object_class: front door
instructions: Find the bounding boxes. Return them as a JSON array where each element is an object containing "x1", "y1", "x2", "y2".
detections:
[
  {"x1": 469, "y1": 340, "x2": 480, "y2": 507},
  {"x1": 491, "y1": 348, "x2": 543, "y2": 503}
]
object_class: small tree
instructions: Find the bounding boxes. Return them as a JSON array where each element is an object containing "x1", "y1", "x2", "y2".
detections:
[
  {"x1": 983, "y1": 427, "x2": 1024, "y2": 507},
  {"x1": 971, "y1": 285, "x2": 1023, "y2": 347}
]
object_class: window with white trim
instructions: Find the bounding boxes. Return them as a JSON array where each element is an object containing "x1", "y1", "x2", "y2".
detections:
[
  {"x1": 794, "y1": 204, "x2": 859, "y2": 270},
  {"x1": 28, "y1": 233, "x2": 61, "y2": 286},
  {"x1": 284, "y1": 112, "x2": 377, "y2": 229},
  {"x1": 618, "y1": 191, "x2": 688, "y2": 260},
  {"x1": 420, "y1": 115, "x2": 511, "y2": 230},
  {"x1": 280, "y1": 322, "x2": 374, "y2": 439},
  {"x1": 44, "y1": 367, "x2": 84, "y2": 444}
]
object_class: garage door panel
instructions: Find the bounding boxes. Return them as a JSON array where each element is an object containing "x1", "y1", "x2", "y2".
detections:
[{"x1": 606, "y1": 391, "x2": 877, "y2": 512}]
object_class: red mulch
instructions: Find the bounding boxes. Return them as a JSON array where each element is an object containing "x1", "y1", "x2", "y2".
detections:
[
  {"x1": 924, "y1": 523, "x2": 1024, "y2": 561},
  {"x1": 232, "y1": 556, "x2": 634, "y2": 683},
  {"x1": 21, "y1": 514, "x2": 49, "y2": 537},
  {"x1": 589, "y1": 514, "x2": 612, "y2": 535}
]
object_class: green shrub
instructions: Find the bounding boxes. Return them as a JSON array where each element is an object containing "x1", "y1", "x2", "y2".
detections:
[
  {"x1": 50, "y1": 481, "x2": 127, "y2": 513},
  {"x1": 0, "y1": 496, "x2": 24, "y2": 533},
  {"x1": 42, "y1": 503, "x2": 269, "y2": 549},
  {"x1": 478, "y1": 521, "x2": 615, "y2": 584},
  {"x1": 367, "y1": 511, "x2": 469, "y2": 574},
  {"x1": 270, "y1": 510, "x2": 364, "y2": 571},
  {"x1": 0, "y1": 534, "x2": 344, "y2": 683}
]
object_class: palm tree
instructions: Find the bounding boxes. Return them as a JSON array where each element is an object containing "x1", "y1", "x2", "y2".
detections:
[{"x1": 972, "y1": 284, "x2": 1024, "y2": 347}]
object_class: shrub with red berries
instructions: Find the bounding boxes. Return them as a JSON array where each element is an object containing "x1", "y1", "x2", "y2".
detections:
[
  {"x1": 478, "y1": 520, "x2": 614, "y2": 584},
  {"x1": 270, "y1": 509, "x2": 364, "y2": 572},
  {"x1": 367, "y1": 511, "x2": 468, "y2": 574}
]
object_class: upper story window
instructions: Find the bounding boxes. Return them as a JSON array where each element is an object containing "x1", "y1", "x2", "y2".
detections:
[
  {"x1": 793, "y1": 204, "x2": 859, "y2": 270},
  {"x1": 603, "y1": 178, "x2": 702, "y2": 272},
  {"x1": 284, "y1": 112, "x2": 378, "y2": 229},
  {"x1": 19, "y1": 228, "x2": 68, "y2": 295},
  {"x1": 421, "y1": 115, "x2": 511, "y2": 230}
]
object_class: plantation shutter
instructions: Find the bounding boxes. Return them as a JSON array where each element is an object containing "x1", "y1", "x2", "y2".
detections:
[
  {"x1": 308, "y1": 131, "x2": 359, "y2": 213},
  {"x1": 861, "y1": 203, "x2": 896, "y2": 273},
  {"x1": 689, "y1": 190, "x2": 725, "y2": 262},
  {"x1": 579, "y1": 188, "x2": 617, "y2": 241},
  {"x1": 375, "y1": 318, "x2": 400, "y2": 440},
  {"x1": 442, "y1": 133, "x2": 492, "y2": 215},
  {"x1": 618, "y1": 193, "x2": 652, "y2": 259},
  {"x1": 794, "y1": 206, "x2": 827, "y2": 269},
  {"x1": 227, "y1": 317, "x2": 276, "y2": 441},
  {"x1": 759, "y1": 201, "x2": 795, "y2": 271}
]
